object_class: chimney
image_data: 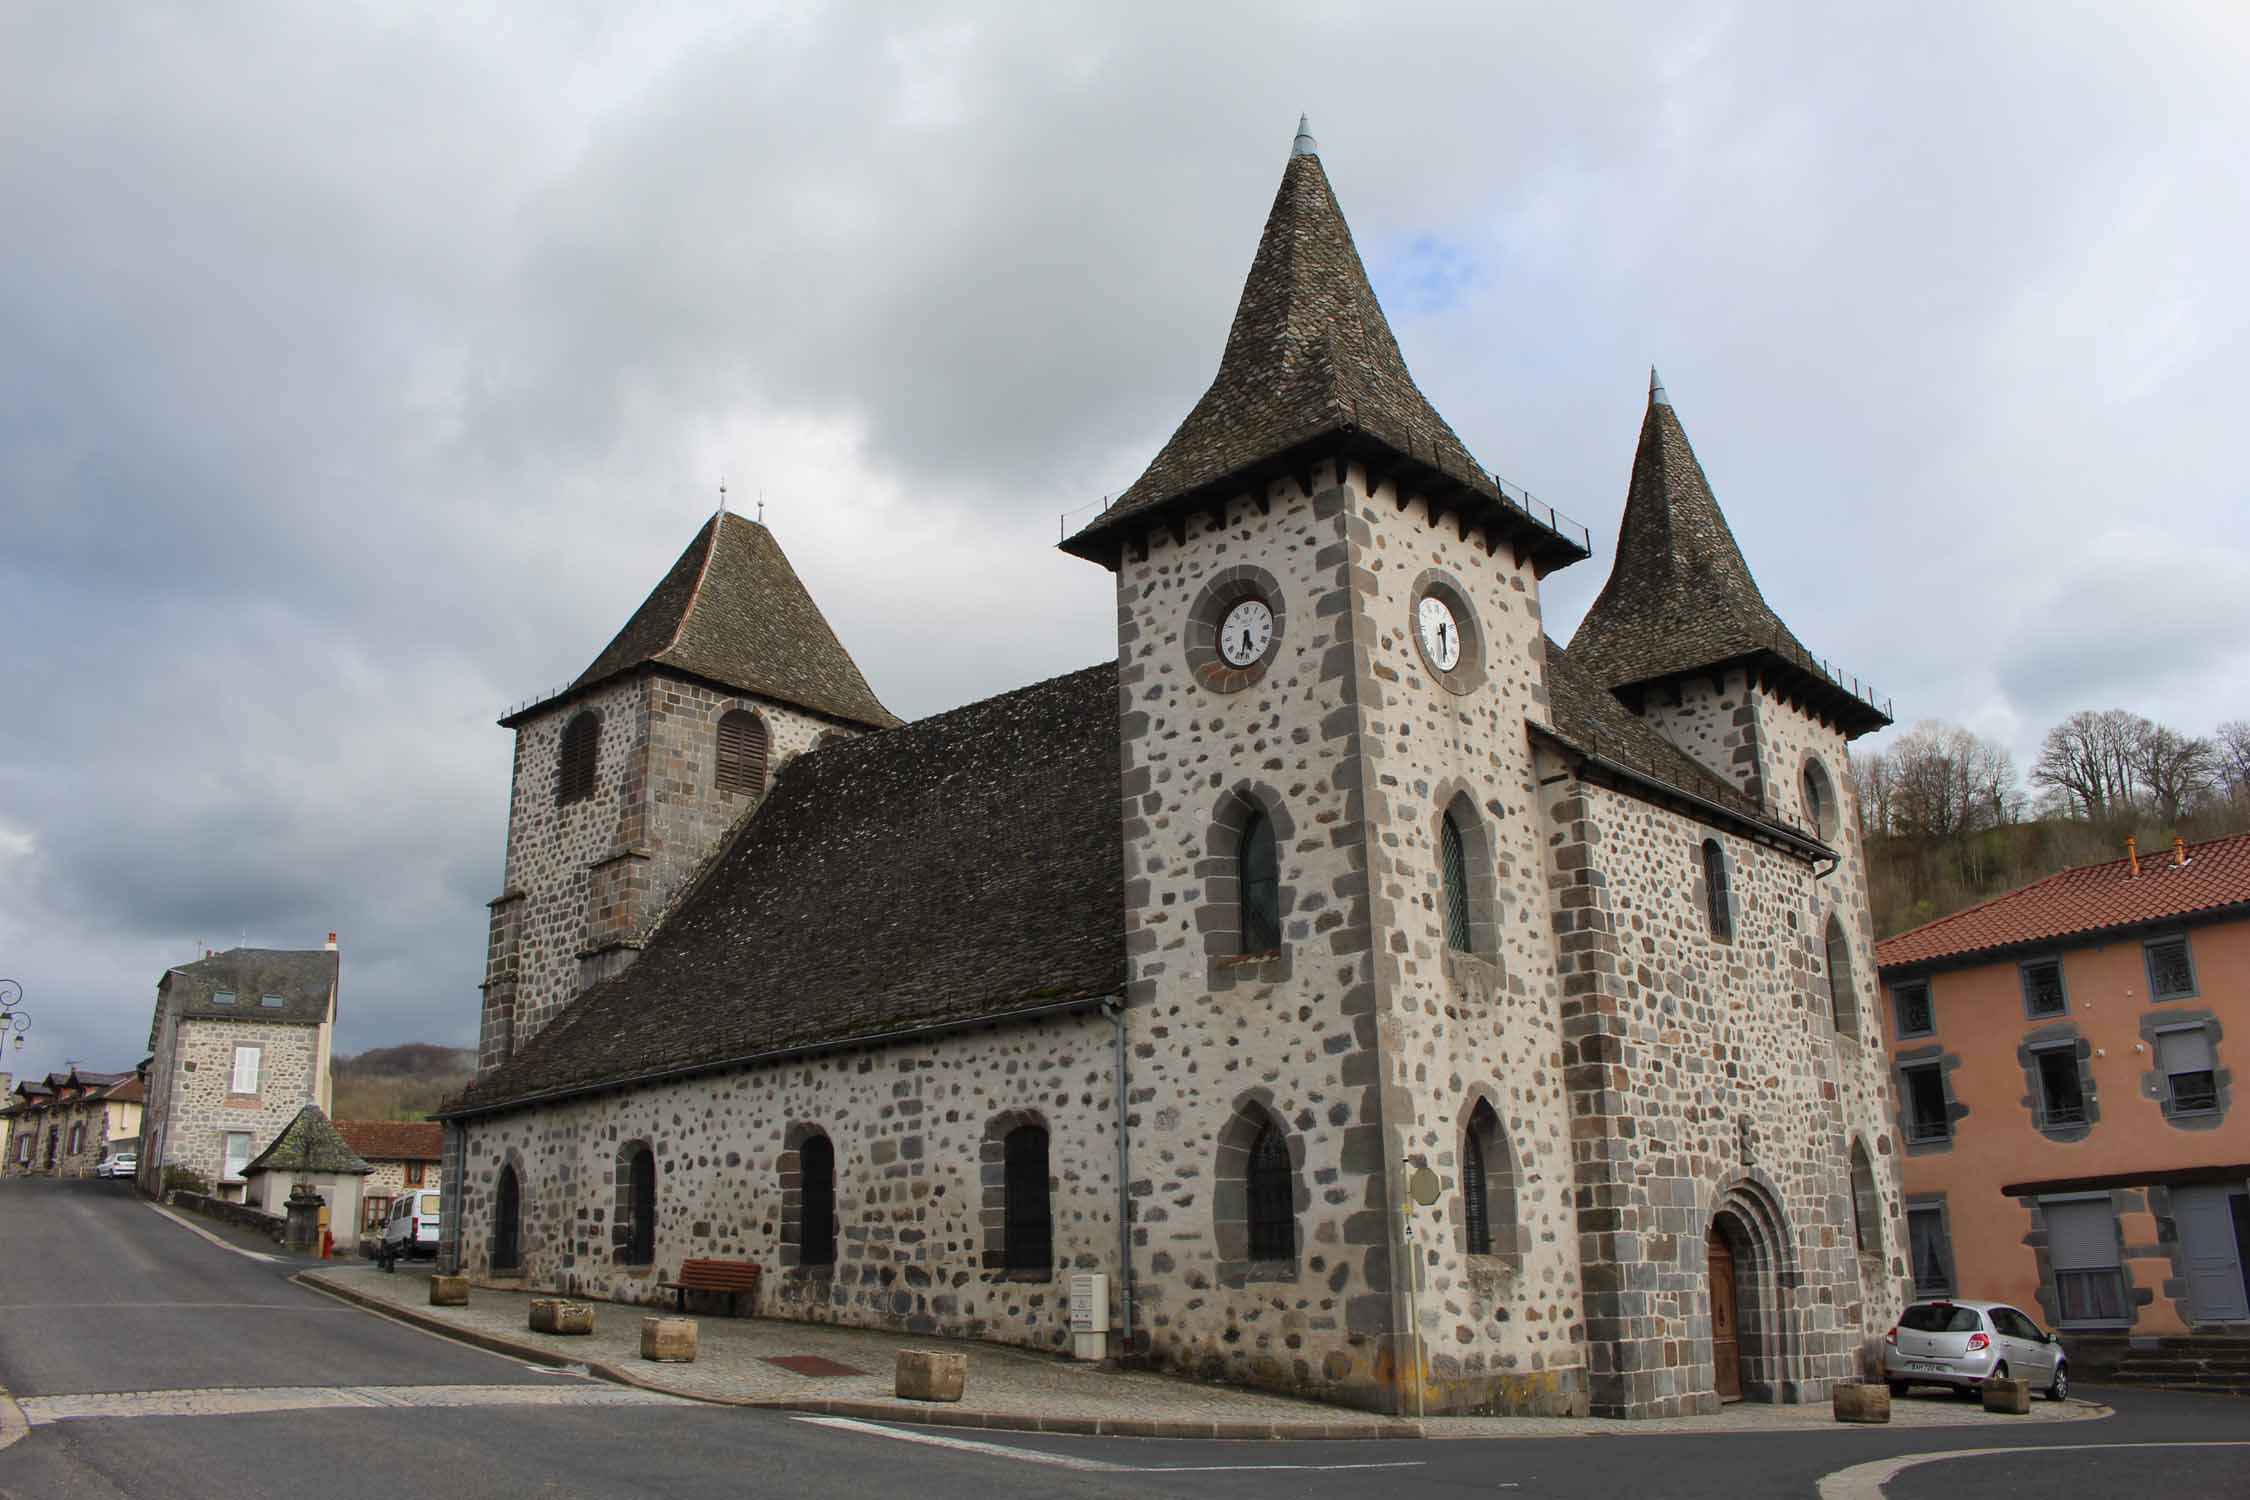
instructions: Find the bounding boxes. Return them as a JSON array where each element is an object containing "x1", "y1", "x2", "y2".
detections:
[
  {"x1": 2126, "y1": 837, "x2": 2140, "y2": 877},
  {"x1": 325, "y1": 932, "x2": 338, "y2": 951},
  {"x1": 2173, "y1": 836, "x2": 2187, "y2": 868}
]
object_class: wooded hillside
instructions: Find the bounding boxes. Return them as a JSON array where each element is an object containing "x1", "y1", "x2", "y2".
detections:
[
  {"x1": 332, "y1": 1043, "x2": 475, "y2": 1122},
  {"x1": 1855, "y1": 712, "x2": 2249, "y2": 938}
]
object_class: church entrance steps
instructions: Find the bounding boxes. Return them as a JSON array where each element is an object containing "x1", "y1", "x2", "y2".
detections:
[{"x1": 299, "y1": 1264, "x2": 2115, "y2": 1441}]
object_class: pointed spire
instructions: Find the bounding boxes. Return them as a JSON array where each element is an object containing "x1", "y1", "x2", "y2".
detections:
[
  {"x1": 1568, "y1": 373, "x2": 1890, "y2": 733},
  {"x1": 1063, "y1": 130, "x2": 1513, "y2": 561},
  {"x1": 1291, "y1": 114, "x2": 1318, "y2": 157}
]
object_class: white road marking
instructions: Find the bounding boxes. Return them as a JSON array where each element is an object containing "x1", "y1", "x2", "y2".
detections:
[
  {"x1": 141, "y1": 1202, "x2": 285, "y2": 1262},
  {"x1": 792, "y1": 1416, "x2": 1426, "y2": 1473},
  {"x1": 19, "y1": 1383, "x2": 692, "y2": 1426},
  {"x1": 1816, "y1": 1440, "x2": 2250, "y2": 1500}
]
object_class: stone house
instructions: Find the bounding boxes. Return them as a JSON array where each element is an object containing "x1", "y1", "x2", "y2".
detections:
[
  {"x1": 337, "y1": 1120, "x2": 445, "y2": 1233},
  {"x1": 3, "y1": 1067, "x2": 144, "y2": 1177},
  {"x1": 1877, "y1": 831, "x2": 2250, "y2": 1385},
  {"x1": 139, "y1": 940, "x2": 341, "y2": 1201},
  {"x1": 437, "y1": 122, "x2": 1908, "y2": 1419}
]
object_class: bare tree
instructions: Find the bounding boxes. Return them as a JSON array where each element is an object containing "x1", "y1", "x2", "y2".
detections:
[
  {"x1": 1849, "y1": 750, "x2": 1895, "y2": 837},
  {"x1": 2130, "y1": 723, "x2": 2218, "y2": 823},
  {"x1": 1881, "y1": 721, "x2": 2018, "y2": 840},
  {"x1": 2030, "y1": 709, "x2": 2146, "y2": 818},
  {"x1": 2216, "y1": 720, "x2": 2250, "y2": 805}
]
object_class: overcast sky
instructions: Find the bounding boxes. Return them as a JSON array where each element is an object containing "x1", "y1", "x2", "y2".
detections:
[{"x1": 5, "y1": 2, "x2": 2246, "y2": 1082}]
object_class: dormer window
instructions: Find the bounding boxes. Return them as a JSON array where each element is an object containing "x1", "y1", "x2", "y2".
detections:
[
  {"x1": 259, "y1": 995, "x2": 286, "y2": 1009},
  {"x1": 211, "y1": 991, "x2": 236, "y2": 1006}
]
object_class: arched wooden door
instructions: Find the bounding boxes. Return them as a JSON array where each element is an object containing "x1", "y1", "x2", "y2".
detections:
[{"x1": 1708, "y1": 1226, "x2": 1743, "y2": 1402}]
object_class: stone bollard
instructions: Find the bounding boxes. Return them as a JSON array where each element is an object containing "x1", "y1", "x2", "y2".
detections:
[
  {"x1": 1832, "y1": 1382, "x2": 1890, "y2": 1424},
  {"x1": 640, "y1": 1316, "x2": 698, "y2": 1363},
  {"x1": 529, "y1": 1298, "x2": 595, "y2": 1336},
  {"x1": 1981, "y1": 1377, "x2": 2030, "y2": 1414},
  {"x1": 895, "y1": 1349, "x2": 968, "y2": 1403},
  {"x1": 428, "y1": 1275, "x2": 470, "y2": 1307}
]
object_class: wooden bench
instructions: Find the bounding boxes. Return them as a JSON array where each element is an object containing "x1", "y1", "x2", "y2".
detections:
[{"x1": 658, "y1": 1258, "x2": 761, "y2": 1316}]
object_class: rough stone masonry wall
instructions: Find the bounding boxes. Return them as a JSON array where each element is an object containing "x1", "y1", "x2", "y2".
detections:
[
  {"x1": 480, "y1": 671, "x2": 843, "y2": 1072},
  {"x1": 1544, "y1": 765, "x2": 1905, "y2": 1418},
  {"x1": 1113, "y1": 461, "x2": 1415, "y2": 1413},
  {"x1": 453, "y1": 1012, "x2": 1118, "y2": 1351},
  {"x1": 1337, "y1": 481, "x2": 1587, "y2": 1415},
  {"x1": 1639, "y1": 670, "x2": 1766, "y2": 803},
  {"x1": 156, "y1": 1017, "x2": 323, "y2": 1190}
]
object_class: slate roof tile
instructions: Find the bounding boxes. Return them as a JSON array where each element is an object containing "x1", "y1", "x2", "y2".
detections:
[
  {"x1": 448, "y1": 662, "x2": 1125, "y2": 1117},
  {"x1": 245, "y1": 1104, "x2": 372, "y2": 1177},
  {"x1": 550, "y1": 513, "x2": 899, "y2": 730},
  {"x1": 1876, "y1": 831, "x2": 2250, "y2": 970},
  {"x1": 160, "y1": 948, "x2": 338, "y2": 1029}
]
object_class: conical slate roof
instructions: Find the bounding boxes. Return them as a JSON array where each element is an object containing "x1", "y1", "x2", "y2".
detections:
[
  {"x1": 1064, "y1": 125, "x2": 1582, "y2": 569},
  {"x1": 519, "y1": 512, "x2": 898, "y2": 730},
  {"x1": 245, "y1": 1104, "x2": 372, "y2": 1177},
  {"x1": 1569, "y1": 375, "x2": 1890, "y2": 734}
]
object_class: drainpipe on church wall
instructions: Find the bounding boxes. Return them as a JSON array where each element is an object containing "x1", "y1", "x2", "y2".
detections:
[{"x1": 1101, "y1": 998, "x2": 1134, "y2": 1350}]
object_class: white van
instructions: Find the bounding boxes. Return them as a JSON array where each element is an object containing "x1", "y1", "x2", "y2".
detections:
[{"x1": 375, "y1": 1190, "x2": 442, "y2": 1270}]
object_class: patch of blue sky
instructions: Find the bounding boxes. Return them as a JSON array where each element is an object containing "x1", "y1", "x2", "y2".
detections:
[{"x1": 1372, "y1": 234, "x2": 1485, "y2": 317}]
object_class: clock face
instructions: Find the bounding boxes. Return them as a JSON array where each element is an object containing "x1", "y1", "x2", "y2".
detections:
[
  {"x1": 1417, "y1": 595, "x2": 1462, "y2": 671},
  {"x1": 1218, "y1": 598, "x2": 1274, "y2": 667}
]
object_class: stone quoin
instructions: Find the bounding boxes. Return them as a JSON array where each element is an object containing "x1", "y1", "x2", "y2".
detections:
[{"x1": 435, "y1": 121, "x2": 1907, "y2": 1419}]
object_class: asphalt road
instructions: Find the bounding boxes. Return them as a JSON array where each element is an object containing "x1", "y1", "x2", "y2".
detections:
[{"x1": 3, "y1": 1177, "x2": 2245, "y2": 1499}]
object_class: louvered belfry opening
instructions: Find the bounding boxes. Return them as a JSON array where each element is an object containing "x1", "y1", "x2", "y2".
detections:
[
  {"x1": 1440, "y1": 810, "x2": 1473, "y2": 953},
  {"x1": 557, "y1": 710, "x2": 600, "y2": 805},
  {"x1": 715, "y1": 708, "x2": 769, "y2": 797},
  {"x1": 799, "y1": 1133, "x2": 837, "y2": 1267},
  {"x1": 492, "y1": 1164, "x2": 522, "y2": 1271},
  {"x1": 1246, "y1": 1122, "x2": 1295, "y2": 1263},
  {"x1": 1003, "y1": 1124, "x2": 1053, "y2": 1274},
  {"x1": 1240, "y1": 806, "x2": 1281, "y2": 953}
]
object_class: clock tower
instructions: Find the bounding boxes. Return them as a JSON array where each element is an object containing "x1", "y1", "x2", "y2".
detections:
[{"x1": 1061, "y1": 119, "x2": 1593, "y2": 1414}]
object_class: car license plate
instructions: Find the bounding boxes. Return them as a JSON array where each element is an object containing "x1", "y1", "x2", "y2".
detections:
[{"x1": 1910, "y1": 1361, "x2": 1947, "y2": 1372}]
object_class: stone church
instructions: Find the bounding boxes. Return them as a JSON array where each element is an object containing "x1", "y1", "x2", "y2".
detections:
[{"x1": 438, "y1": 122, "x2": 1908, "y2": 1419}]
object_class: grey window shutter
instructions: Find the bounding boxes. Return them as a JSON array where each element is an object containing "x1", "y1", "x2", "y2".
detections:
[
  {"x1": 2043, "y1": 1199, "x2": 2118, "y2": 1269},
  {"x1": 2156, "y1": 1027, "x2": 2216, "y2": 1074}
]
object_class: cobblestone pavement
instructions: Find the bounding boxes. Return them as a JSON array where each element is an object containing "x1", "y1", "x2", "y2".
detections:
[
  {"x1": 19, "y1": 1382, "x2": 690, "y2": 1425},
  {"x1": 303, "y1": 1265, "x2": 2111, "y2": 1439}
]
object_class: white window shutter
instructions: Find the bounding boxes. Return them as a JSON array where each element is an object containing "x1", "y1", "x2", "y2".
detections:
[{"x1": 231, "y1": 1046, "x2": 259, "y2": 1095}]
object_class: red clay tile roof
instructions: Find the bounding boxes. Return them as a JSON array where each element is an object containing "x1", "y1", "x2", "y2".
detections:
[
  {"x1": 103, "y1": 1076, "x2": 146, "y2": 1104},
  {"x1": 1877, "y1": 831, "x2": 2250, "y2": 970},
  {"x1": 335, "y1": 1121, "x2": 443, "y2": 1162}
]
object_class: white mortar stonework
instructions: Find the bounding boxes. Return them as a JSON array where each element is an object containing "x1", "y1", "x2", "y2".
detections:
[
  {"x1": 453, "y1": 1013, "x2": 1118, "y2": 1350},
  {"x1": 480, "y1": 671, "x2": 851, "y2": 1072},
  {"x1": 149, "y1": 1018, "x2": 323, "y2": 1190}
]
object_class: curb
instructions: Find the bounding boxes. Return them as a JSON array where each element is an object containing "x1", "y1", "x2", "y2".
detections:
[
  {"x1": 0, "y1": 1386, "x2": 28, "y2": 1454},
  {"x1": 291, "y1": 1273, "x2": 1424, "y2": 1441}
]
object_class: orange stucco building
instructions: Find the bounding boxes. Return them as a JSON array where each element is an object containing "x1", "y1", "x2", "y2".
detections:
[{"x1": 1876, "y1": 832, "x2": 2249, "y2": 1385}]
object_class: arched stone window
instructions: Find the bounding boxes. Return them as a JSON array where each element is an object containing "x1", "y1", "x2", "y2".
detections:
[
  {"x1": 1850, "y1": 1139, "x2": 1881, "y2": 1255},
  {"x1": 556, "y1": 710, "x2": 600, "y2": 806},
  {"x1": 1825, "y1": 915, "x2": 1861, "y2": 1038},
  {"x1": 1239, "y1": 807, "x2": 1281, "y2": 953},
  {"x1": 1701, "y1": 839, "x2": 1734, "y2": 942},
  {"x1": 1002, "y1": 1124, "x2": 1052, "y2": 1275},
  {"x1": 1460, "y1": 1097, "x2": 1520, "y2": 1266},
  {"x1": 798, "y1": 1133, "x2": 836, "y2": 1267},
  {"x1": 1247, "y1": 1123, "x2": 1295, "y2": 1263},
  {"x1": 616, "y1": 1141, "x2": 656, "y2": 1266},
  {"x1": 715, "y1": 709, "x2": 769, "y2": 797},
  {"x1": 1440, "y1": 810, "x2": 1473, "y2": 952},
  {"x1": 1802, "y1": 758, "x2": 1838, "y2": 840},
  {"x1": 492, "y1": 1162, "x2": 522, "y2": 1272}
]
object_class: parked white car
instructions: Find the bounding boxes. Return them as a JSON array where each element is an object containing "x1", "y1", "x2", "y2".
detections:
[
  {"x1": 1885, "y1": 1298, "x2": 2069, "y2": 1400},
  {"x1": 374, "y1": 1190, "x2": 442, "y2": 1270},
  {"x1": 97, "y1": 1152, "x2": 137, "y2": 1180}
]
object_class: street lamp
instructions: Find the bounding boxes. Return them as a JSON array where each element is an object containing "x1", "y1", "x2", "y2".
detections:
[{"x1": 0, "y1": 980, "x2": 28, "y2": 1052}]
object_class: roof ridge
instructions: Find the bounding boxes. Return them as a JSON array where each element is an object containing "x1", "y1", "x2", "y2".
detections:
[
  {"x1": 1879, "y1": 861, "x2": 2085, "y2": 945},
  {"x1": 659, "y1": 513, "x2": 726, "y2": 664}
]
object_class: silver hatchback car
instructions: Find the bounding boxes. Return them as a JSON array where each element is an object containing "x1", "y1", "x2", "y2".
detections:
[{"x1": 1885, "y1": 1299, "x2": 2070, "y2": 1400}]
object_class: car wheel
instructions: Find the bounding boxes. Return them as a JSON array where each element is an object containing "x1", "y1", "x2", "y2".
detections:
[
  {"x1": 2046, "y1": 1363, "x2": 2068, "y2": 1402},
  {"x1": 1993, "y1": 1362, "x2": 2009, "y2": 1381},
  {"x1": 1887, "y1": 1380, "x2": 1909, "y2": 1398}
]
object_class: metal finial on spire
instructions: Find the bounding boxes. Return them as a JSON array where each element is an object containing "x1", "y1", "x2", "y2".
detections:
[
  {"x1": 718, "y1": 478, "x2": 728, "y2": 517},
  {"x1": 1291, "y1": 114, "x2": 1318, "y2": 158},
  {"x1": 1649, "y1": 366, "x2": 1670, "y2": 408}
]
